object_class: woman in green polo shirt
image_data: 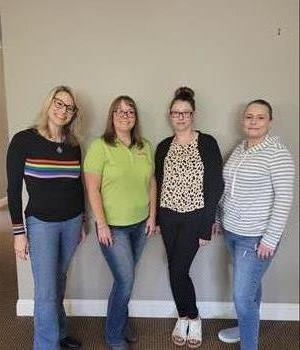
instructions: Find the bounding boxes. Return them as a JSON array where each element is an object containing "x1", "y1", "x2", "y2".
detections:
[{"x1": 84, "y1": 96, "x2": 156, "y2": 350}]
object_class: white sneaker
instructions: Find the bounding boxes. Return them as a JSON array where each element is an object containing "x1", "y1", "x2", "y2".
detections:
[
  {"x1": 172, "y1": 318, "x2": 189, "y2": 346},
  {"x1": 218, "y1": 326, "x2": 240, "y2": 343},
  {"x1": 187, "y1": 318, "x2": 202, "y2": 349}
]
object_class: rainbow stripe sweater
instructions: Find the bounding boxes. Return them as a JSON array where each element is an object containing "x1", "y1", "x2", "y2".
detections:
[{"x1": 6, "y1": 129, "x2": 84, "y2": 235}]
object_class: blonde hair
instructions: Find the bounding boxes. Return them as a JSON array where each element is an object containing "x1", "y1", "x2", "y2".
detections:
[{"x1": 34, "y1": 85, "x2": 82, "y2": 146}]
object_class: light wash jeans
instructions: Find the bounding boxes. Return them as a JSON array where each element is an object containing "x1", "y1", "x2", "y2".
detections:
[
  {"x1": 224, "y1": 230, "x2": 275, "y2": 350},
  {"x1": 26, "y1": 214, "x2": 82, "y2": 350},
  {"x1": 100, "y1": 220, "x2": 147, "y2": 347}
]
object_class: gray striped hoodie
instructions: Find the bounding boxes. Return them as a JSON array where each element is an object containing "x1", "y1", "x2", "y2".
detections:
[{"x1": 217, "y1": 135, "x2": 295, "y2": 248}]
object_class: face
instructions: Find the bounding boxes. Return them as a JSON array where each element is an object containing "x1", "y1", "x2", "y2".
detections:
[
  {"x1": 47, "y1": 91, "x2": 76, "y2": 128},
  {"x1": 169, "y1": 100, "x2": 194, "y2": 133},
  {"x1": 242, "y1": 103, "x2": 272, "y2": 141},
  {"x1": 113, "y1": 100, "x2": 136, "y2": 133}
]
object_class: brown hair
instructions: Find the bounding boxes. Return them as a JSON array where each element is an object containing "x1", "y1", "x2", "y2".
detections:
[
  {"x1": 102, "y1": 96, "x2": 144, "y2": 148},
  {"x1": 170, "y1": 87, "x2": 196, "y2": 111},
  {"x1": 34, "y1": 85, "x2": 82, "y2": 146}
]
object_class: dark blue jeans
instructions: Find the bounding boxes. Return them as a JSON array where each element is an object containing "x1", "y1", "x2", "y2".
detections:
[
  {"x1": 100, "y1": 220, "x2": 147, "y2": 347},
  {"x1": 26, "y1": 214, "x2": 82, "y2": 350},
  {"x1": 224, "y1": 230, "x2": 275, "y2": 350}
]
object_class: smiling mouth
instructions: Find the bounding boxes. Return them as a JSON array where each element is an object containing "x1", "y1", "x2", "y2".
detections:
[{"x1": 55, "y1": 114, "x2": 68, "y2": 120}]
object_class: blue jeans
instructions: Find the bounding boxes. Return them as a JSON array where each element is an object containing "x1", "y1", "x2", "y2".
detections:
[
  {"x1": 100, "y1": 220, "x2": 147, "y2": 347},
  {"x1": 26, "y1": 214, "x2": 82, "y2": 350},
  {"x1": 224, "y1": 230, "x2": 275, "y2": 350}
]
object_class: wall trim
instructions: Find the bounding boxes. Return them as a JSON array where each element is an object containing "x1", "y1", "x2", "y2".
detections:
[
  {"x1": 0, "y1": 196, "x2": 7, "y2": 208},
  {"x1": 16, "y1": 299, "x2": 299, "y2": 321}
]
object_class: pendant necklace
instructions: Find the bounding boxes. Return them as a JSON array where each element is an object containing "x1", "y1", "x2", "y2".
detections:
[
  {"x1": 56, "y1": 145, "x2": 63, "y2": 154},
  {"x1": 49, "y1": 134, "x2": 65, "y2": 154}
]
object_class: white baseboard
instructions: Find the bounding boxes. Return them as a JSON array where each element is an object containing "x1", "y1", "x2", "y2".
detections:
[
  {"x1": 16, "y1": 299, "x2": 299, "y2": 321},
  {"x1": 0, "y1": 196, "x2": 7, "y2": 209}
]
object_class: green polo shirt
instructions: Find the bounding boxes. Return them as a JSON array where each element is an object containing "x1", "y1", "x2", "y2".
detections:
[{"x1": 84, "y1": 137, "x2": 154, "y2": 226}]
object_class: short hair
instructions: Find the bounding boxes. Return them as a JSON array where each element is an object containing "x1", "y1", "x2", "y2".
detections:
[{"x1": 246, "y1": 99, "x2": 273, "y2": 120}]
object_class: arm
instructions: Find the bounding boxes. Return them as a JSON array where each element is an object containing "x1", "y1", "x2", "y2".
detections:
[
  {"x1": 84, "y1": 172, "x2": 113, "y2": 246},
  {"x1": 6, "y1": 132, "x2": 29, "y2": 260},
  {"x1": 212, "y1": 197, "x2": 224, "y2": 237},
  {"x1": 154, "y1": 145, "x2": 161, "y2": 226},
  {"x1": 201, "y1": 136, "x2": 224, "y2": 240},
  {"x1": 83, "y1": 139, "x2": 113, "y2": 246},
  {"x1": 145, "y1": 175, "x2": 157, "y2": 236},
  {"x1": 260, "y1": 148, "x2": 295, "y2": 249},
  {"x1": 154, "y1": 139, "x2": 170, "y2": 226}
]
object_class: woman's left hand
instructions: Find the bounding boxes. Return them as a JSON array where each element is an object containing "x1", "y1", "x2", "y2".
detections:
[
  {"x1": 145, "y1": 217, "x2": 156, "y2": 236},
  {"x1": 199, "y1": 238, "x2": 210, "y2": 247},
  {"x1": 257, "y1": 242, "x2": 275, "y2": 259}
]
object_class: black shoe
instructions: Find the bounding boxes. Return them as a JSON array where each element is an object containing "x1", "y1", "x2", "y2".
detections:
[{"x1": 60, "y1": 336, "x2": 82, "y2": 349}]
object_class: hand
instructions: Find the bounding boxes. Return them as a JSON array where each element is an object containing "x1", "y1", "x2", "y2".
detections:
[
  {"x1": 145, "y1": 217, "x2": 156, "y2": 237},
  {"x1": 199, "y1": 238, "x2": 210, "y2": 247},
  {"x1": 155, "y1": 225, "x2": 161, "y2": 235},
  {"x1": 256, "y1": 242, "x2": 275, "y2": 259},
  {"x1": 79, "y1": 220, "x2": 88, "y2": 243},
  {"x1": 96, "y1": 222, "x2": 113, "y2": 247},
  {"x1": 14, "y1": 234, "x2": 29, "y2": 260},
  {"x1": 212, "y1": 223, "x2": 222, "y2": 236}
]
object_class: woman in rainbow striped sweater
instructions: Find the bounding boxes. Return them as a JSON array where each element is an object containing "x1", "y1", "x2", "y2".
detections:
[{"x1": 6, "y1": 86, "x2": 85, "y2": 350}]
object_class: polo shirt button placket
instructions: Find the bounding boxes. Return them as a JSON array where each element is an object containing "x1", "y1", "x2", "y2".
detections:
[{"x1": 128, "y1": 149, "x2": 134, "y2": 164}]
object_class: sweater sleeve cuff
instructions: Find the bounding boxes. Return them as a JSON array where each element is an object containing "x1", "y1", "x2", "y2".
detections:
[
  {"x1": 260, "y1": 234, "x2": 280, "y2": 250},
  {"x1": 12, "y1": 223, "x2": 26, "y2": 235}
]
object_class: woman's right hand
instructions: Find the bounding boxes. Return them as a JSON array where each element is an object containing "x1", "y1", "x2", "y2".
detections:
[
  {"x1": 96, "y1": 223, "x2": 113, "y2": 247},
  {"x1": 14, "y1": 234, "x2": 29, "y2": 260},
  {"x1": 212, "y1": 223, "x2": 222, "y2": 236}
]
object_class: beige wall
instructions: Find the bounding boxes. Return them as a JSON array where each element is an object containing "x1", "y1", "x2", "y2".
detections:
[
  {"x1": 0, "y1": 20, "x2": 8, "y2": 198},
  {"x1": 1, "y1": 0, "x2": 299, "y2": 305}
]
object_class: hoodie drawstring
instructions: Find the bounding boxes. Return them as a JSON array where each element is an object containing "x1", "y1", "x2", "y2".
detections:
[{"x1": 230, "y1": 153, "x2": 248, "y2": 197}]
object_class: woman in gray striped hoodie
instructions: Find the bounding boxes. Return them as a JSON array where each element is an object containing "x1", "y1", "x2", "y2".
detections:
[{"x1": 214, "y1": 99, "x2": 295, "y2": 350}]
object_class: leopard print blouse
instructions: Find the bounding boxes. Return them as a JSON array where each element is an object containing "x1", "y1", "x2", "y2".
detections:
[{"x1": 160, "y1": 134, "x2": 204, "y2": 212}]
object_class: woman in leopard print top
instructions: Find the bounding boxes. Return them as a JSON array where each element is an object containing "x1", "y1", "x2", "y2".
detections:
[{"x1": 155, "y1": 87, "x2": 223, "y2": 348}]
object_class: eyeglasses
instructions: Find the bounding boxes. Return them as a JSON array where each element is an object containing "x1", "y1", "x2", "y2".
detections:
[
  {"x1": 114, "y1": 109, "x2": 136, "y2": 119},
  {"x1": 53, "y1": 98, "x2": 77, "y2": 116},
  {"x1": 170, "y1": 111, "x2": 193, "y2": 119}
]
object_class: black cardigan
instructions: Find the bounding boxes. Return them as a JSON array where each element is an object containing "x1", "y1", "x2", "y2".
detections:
[{"x1": 155, "y1": 131, "x2": 224, "y2": 240}]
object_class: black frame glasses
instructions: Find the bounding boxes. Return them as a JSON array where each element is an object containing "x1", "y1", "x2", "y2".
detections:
[
  {"x1": 170, "y1": 110, "x2": 193, "y2": 119},
  {"x1": 53, "y1": 98, "x2": 77, "y2": 116},
  {"x1": 114, "y1": 109, "x2": 136, "y2": 119}
]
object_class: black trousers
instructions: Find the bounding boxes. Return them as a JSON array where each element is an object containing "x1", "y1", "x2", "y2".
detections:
[{"x1": 159, "y1": 207, "x2": 204, "y2": 319}]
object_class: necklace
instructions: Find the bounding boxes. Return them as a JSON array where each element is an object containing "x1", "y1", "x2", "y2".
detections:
[
  {"x1": 48, "y1": 135, "x2": 65, "y2": 154},
  {"x1": 56, "y1": 145, "x2": 64, "y2": 154},
  {"x1": 174, "y1": 131, "x2": 197, "y2": 145},
  {"x1": 49, "y1": 135, "x2": 63, "y2": 142}
]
